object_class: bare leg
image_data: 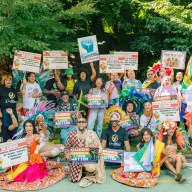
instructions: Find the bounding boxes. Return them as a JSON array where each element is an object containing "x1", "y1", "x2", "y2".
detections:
[
  {"x1": 175, "y1": 156, "x2": 182, "y2": 174},
  {"x1": 164, "y1": 160, "x2": 177, "y2": 175}
]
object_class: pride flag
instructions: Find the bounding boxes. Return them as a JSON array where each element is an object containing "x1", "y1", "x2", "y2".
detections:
[{"x1": 182, "y1": 57, "x2": 192, "y2": 90}]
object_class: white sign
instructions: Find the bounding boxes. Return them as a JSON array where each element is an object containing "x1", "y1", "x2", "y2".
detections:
[
  {"x1": 100, "y1": 55, "x2": 125, "y2": 73},
  {"x1": 0, "y1": 138, "x2": 28, "y2": 169},
  {"x1": 152, "y1": 100, "x2": 180, "y2": 122},
  {"x1": 13, "y1": 51, "x2": 41, "y2": 73},
  {"x1": 78, "y1": 35, "x2": 99, "y2": 64},
  {"x1": 161, "y1": 50, "x2": 186, "y2": 69},
  {"x1": 114, "y1": 52, "x2": 138, "y2": 70},
  {"x1": 43, "y1": 51, "x2": 68, "y2": 69}
]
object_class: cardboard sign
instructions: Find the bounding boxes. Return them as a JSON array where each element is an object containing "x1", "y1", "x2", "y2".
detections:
[
  {"x1": 154, "y1": 95, "x2": 177, "y2": 101},
  {"x1": 100, "y1": 55, "x2": 125, "y2": 73},
  {"x1": 103, "y1": 149, "x2": 124, "y2": 163},
  {"x1": 43, "y1": 51, "x2": 68, "y2": 69},
  {"x1": 13, "y1": 51, "x2": 41, "y2": 73},
  {"x1": 87, "y1": 94, "x2": 108, "y2": 108},
  {"x1": 55, "y1": 111, "x2": 78, "y2": 128},
  {"x1": 0, "y1": 138, "x2": 28, "y2": 169},
  {"x1": 70, "y1": 147, "x2": 99, "y2": 164},
  {"x1": 78, "y1": 35, "x2": 99, "y2": 64},
  {"x1": 152, "y1": 100, "x2": 180, "y2": 122},
  {"x1": 124, "y1": 152, "x2": 151, "y2": 172},
  {"x1": 161, "y1": 50, "x2": 186, "y2": 69},
  {"x1": 114, "y1": 52, "x2": 138, "y2": 70}
]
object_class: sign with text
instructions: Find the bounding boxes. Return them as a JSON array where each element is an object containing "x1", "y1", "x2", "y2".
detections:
[
  {"x1": 185, "y1": 90, "x2": 192, "y2": 112},
  {"x1": 70, "y1": 147, "x2": 99, "y2": 164},
  {"x1": 43, "y1": 51, "x2": 68, "y2": 69},
  {"x1": 124, "y1": 152, "x2": 151, "y2": 172},
  {"x1": 87, "y1": 94, "x2": 108, "y2": 108},
  {"x1": 103, "y1": 149, "x2": 124, "y2": 163},
  {"x1": 100, "y1": 55, "x2": 125, "y2": 73},
  {"x1": 13, "y1": 51, "x2": 41, "y2": 73},
  {"x1": 161, "y1": 50, "x2": 186, "y2": 69},
  {"x1": 152, "y1": 100, "x2": 180, "y2": 122},
  {"x1": 55, "y1": 111, "x2": 77, "y2": 128},
  {"x1": 154, "y1": 95, "x2": 177, "y2": 101},
  {"x1": 114, "y1": 52, "x2": 138, "y2": 70},
  {"x1": 78, "y1": 35, "x2": 99, "y2": 64},
  {"x1": 0, "y1": 138, "x2": 28, "y2": 169}
]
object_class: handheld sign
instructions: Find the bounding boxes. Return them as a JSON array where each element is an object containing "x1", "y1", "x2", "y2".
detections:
[
  {"x1": 78, "y1": 35, "x2": 99, "y2": 64},
  {"x1": 43, "y1": 51, "x2": 68, "y2": 69},
  {"x1": 103, "y1": 149, "x2": 124, "y2": 163},
  {"x1": 161, "y1": 50, "x2": 186, "y2": 69},
  {"x1": 0, "y1": 138, "x2": 28, "y2": 170},
  {"x1": 87, "y1": 94, "x2": 108, "y2": 108},
  {"x1": 70, "y1": 147, "x2": 99, "y2": 164},
  {"x1": 13, "y1": 51, "x2": 41, "y2": 73}
]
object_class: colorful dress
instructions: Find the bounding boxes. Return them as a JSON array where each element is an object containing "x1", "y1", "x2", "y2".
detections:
[{"x1": 0, "y1": 135, "x2": 67, "y2": 191}]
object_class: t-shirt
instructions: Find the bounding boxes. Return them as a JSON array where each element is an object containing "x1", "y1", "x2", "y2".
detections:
[
  {"x1": 105, "y1": 81, "x2": 119, "y2": 101},
  {"x1": 123, "y1": 79, "x2": 142, "y2": 89},
  {"x1": 142, "y1": 80, "x2": 160, "y2": 89},
  {"x1": 56, "y1": 102, "x2": 78, "y2": 112},
  {"x1": 73, "y1": 78, "x2": 92, "y2": 99},
  {"x1": 102, "y1": 126, "x2": 129, "y2": 150},
  {"x1": 20, "y1": 82, "x2": 42, "y2": 109},
  {"x1": 65, "y1": 80, "x2": 75, "y2": 96},
  {"x1": 44, "y1": 78, "x2": 67, "y2": 101},
  {"x1": 0, "y1": 86, "x2": 18, "y2": 109},
  {"x1": 140, "y1": 114, "x2": 157, "y2": 133}
]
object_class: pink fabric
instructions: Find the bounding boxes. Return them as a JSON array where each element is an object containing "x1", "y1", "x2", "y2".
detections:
[{"x1": 14, "y1": 162, "x2": 49, "y2": 183}]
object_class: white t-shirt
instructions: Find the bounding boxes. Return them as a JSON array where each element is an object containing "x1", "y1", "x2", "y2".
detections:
[
  {"x1": 21, "y1": 82, "x2": 42, "y2": 109},
  {"x1": 140, "y1": 114, "x2": 157, "y2": 133}
]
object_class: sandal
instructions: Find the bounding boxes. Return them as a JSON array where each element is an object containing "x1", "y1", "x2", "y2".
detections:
[
  {"x1": 179, "y1": 177, "x2": 186, "y2": 184},
  {"x1": 175, "y1": 173, "x2": 182, "y2": 182}
]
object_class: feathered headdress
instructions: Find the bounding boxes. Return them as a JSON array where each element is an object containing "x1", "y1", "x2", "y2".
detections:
[{"x1": 13, "y1": 101, "x2": 56, "y2": 139}]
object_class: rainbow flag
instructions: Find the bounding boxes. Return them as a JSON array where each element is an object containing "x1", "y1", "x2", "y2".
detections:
[
  {"x1": 133, "y1": 139, "x2": 155, "y2": 171},
  {"x1": 182, "y1": 57, "x2": 192, "y2": 90}
]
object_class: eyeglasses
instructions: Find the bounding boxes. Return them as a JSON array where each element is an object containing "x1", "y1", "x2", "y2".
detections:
[
  {"x1": 77, "y1": 121, "x2": 86, "y2": 123},
  {"x1": 147, "y1": 73, "x2": 153, "y2": 76}
]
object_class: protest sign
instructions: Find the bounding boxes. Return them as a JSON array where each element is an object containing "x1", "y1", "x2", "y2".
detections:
[
  {"x1": 13, "y1": 51, "x2": 41, "y2": 73},
  {"x1": 87, "y1": 94, "x2": 108, "y2": 108},
  {"x1": 78, "y1": 35, "x2": 99, "y2": 64},
  {"x1": 55, "y1": 111, "x2": 78, "y2": 128},
  {"x1": 152, "y1": 100, "x2": 180, "y2": 122},
  {"x1": 103, "y1": 149, "x2": 124, "y2": 163},
  {"x1": 70, "y1": 147, "x2": 99, "y2": 164},
  {"x1": 43, "y1": 51, "x2": 68, "y2": 69},
  {"x1": 124, "y1": 152, "x2": 151, "y2": 172},
  {"x1": 154, "y1": 95, "x2": 177, "y2": 101},
  {"x1": 114, "y1": 52, "x2": 138, "y2": 70},
  {"x1": 0, "y1": 138, "x2": 28, "y2": 170},
  {"x1": 185, "y1": 90, "x2": 192, "y2": 112},
  {"x1": 100, "y1": 55, "x2": 125, "y2": 73},
  {"x1": 161, "y1": 50, "x2": 186, "y2": 69}
]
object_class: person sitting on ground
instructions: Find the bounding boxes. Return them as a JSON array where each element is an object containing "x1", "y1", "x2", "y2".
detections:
[
  {"x1": 101, "y1": 112, "x2": 130, "y2": 152},
  {"x1": 65, "y1": 117, "x2": 106, "y2": 187}
]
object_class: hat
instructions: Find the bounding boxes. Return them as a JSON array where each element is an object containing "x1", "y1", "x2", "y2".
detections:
[
  {"x1": 64, "y1": 68, "x2": 74, "y2": 76},
  {"x1": 60, "y1": 91, "x2": 69, "y2": 97},
  {"x1": 109, "y1": 112, "x2": 121, "y2": 121}
]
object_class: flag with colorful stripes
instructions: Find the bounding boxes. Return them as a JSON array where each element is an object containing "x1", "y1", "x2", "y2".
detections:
[{"x1": 182, "y1": 57, "x2": 192, "y2": 90}]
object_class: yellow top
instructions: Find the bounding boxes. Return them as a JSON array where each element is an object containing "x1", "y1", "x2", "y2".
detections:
[{"x1": 66, "y1": 80, "x2": 75, "y2": 94}]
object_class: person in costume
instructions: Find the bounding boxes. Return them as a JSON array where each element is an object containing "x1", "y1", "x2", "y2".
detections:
[
  {"x1": 111, "y1": 128, "x2": 168, "y2": 188},
  {"x1": 87, "y1": 77, "x2": 108, "y2": 138},
  {"x1": 63, "y1": 68, "x2": 75, "y2": 102},
  {"x1": 0, "y1": 119, "x2": 67, "y2": 191},
  {"x1": 105, "y1": 73, "x2": 122, "y2": 107},
  {"x1": 142, "y1": 69, "x2": 159, "y2": 89},
  {"x1": 0, "y1": 72, "x2": 18, "y2": 142},
  {"x1": 35, "y1": 114, "x2": 65, "y2": 157},
  {"x1": 73, "y1": 62, "x2": 96, "y2": 116},
  {"x1": 56, "y1": 91, "x2": 78, "y2": 145},
  {"x1": 157, "y1": 121, "x2": 187, "y2": 183},
  {"x1": 123, "y1": 70, "x2": 142, "y2": 89},
  {"x1": 140, "y1": 102, "x2": 157, "y2": 133},
  {"x1": 44, "y1": 69, "x2": 66, "y2": 105},
  {"x1": 123, "y1": 101, "x2": 139, "y2": 138},
  {"x1": 102, "y1": 112, "x2": 130, "y2": 152},
  {"x1": 65, "y1": 117, "x2": 106, "y2": 187},
  {"x1": 20, "y1": 72, "x2": 42, "y2": 113}
]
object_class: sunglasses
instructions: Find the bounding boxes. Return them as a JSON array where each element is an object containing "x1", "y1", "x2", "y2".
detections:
[{"x1": 77, "y1": 121, "x2": 86, "y2": 123}]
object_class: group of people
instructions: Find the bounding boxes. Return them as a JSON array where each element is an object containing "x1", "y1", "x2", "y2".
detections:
[{"x1": 0, "y1": 61, "x2": 191, "y2": 190}]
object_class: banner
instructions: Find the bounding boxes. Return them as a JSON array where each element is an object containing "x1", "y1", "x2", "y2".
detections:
[
  {"x1": 87, "y1": 94, "x2": 108, "y2": 108},
  {"x1": 154, "y1": 95, "x2": 177, "y2": 101},
  {"x1": 100, "y1": 55, "x2": 125, "y2": 73},
  {"x1": 161, "y1": 50, "x2": 186, "y2": 69},
  {"x1": 114, "y1": 52, "x2": 138, "y2": 70},
  {"x1": 13, "y1": 51, "x2": 41, "y2": 73},
  {"x1": 185, "y1": 90, "x2": 192, "y2": 112},
  {"x1": 0, "y1": 138, "x2": 28, "y2": 170},
  {"x1": 70, "y1": 147, "x2": 99, "y2": 163},
  {"x1": 78, "y1": 35, "x2": 99, "y2": 64},
  {"x1": 103, "y1": 149, "x2": 124, "y2": 163},
  {"x1": 152, "y1": 100, "x2": 180, "y2": 122},
  {"x1": 43, "y1": 51, "x2": 68, "y2": 69},
  {"x1": 55, "y1": 111, "x2": 78, "y2": 128},
  {"x1": 124, "y1": 152, "x2": 151, "y2": 172}
]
